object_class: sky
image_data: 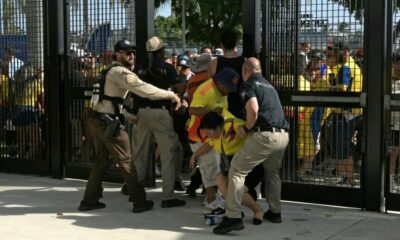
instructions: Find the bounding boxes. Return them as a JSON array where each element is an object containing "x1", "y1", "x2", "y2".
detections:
[{"x1": 156, "y1": 1, "x2": 172, "y2": 17}]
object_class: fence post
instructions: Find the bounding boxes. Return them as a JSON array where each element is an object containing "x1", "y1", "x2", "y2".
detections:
[
  {"x1": 242, "y1": 0, "x2": 261, "y2": 58},
  {"x1": 44, "y1": 0, "x2": 65, "y2": 178},
  {"x1": 135, "y1": 0, "x2": 155, "y2": 67},
  {"x1": 364, "y1": 0, "x2": 388, "y2": 211}
]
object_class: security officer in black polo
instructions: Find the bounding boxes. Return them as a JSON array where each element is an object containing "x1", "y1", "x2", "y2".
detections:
[
  {"x1": 214, "y1": 57, "x2": 289, "y2": 234},
  {"x1": 132, "y1": 36, "x2": 186, "y2": 208}
]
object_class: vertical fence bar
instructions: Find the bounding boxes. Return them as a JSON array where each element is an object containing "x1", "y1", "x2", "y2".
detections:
[
  {"x1": 135, "y1": 0, "x2": 155, "y2": 68},
  {"x1": 45, "y1": 0, "x2": 65, "y2": 178},
  {"x1": 242, "y1": 0, "x2": 261, "y2": 58},
  {"x1": 364, "y1": 0, "x2": 388, "y2": 211}
]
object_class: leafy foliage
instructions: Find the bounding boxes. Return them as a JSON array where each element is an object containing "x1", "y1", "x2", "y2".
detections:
[
  {"x1": 154, "y1": 16, "x2": 182, "y2": 43},
  {"x1": 328, "y1": 0, "x2": 364, "y2": 20},
  {"x1": 172, "y1": 0, "x2": 242, "y2": 47}
]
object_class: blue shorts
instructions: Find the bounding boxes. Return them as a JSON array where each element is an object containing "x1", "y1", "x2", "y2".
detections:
[{"x1": 12, "y1": 105, "x2": 40, "y2": 126}]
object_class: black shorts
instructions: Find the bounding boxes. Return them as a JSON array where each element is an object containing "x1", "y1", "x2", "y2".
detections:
[
  {"x1": 392, "y1": 130, "x2": 400, "y2": 146},
  {"x1": 328, "y1": 113, "x2": 359, "y2": 159}
]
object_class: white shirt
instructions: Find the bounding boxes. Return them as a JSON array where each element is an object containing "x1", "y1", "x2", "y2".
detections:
[{"x1": 8, "y1": 56, "x2": 24, "y2": 80}]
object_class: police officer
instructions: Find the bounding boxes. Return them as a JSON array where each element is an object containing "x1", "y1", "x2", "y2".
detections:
[
  {"x1": 132, "y1": 36, "x2": 186, "y2": 208},
  {"x1": 78, "y1": 39, "x2": 181, "y2": 213},
  {"x1": 213, "y1": 58, "x2": 289, "y2": 234}
]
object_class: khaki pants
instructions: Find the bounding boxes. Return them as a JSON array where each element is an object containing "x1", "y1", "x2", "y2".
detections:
[
  {"x1": 226, "y1": 130, "x2": 289, "y2": 218},
  {"x1": 133, "y1": 108, "x2": 181, "y2": 200},
  {"x1": 82, "y1": 114, "x2": 146, "y2": 204}
]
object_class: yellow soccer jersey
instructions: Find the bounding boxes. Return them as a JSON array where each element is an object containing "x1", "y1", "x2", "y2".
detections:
[{"x1": 207, "y1": 118, "x2": 246, "y2": 156}]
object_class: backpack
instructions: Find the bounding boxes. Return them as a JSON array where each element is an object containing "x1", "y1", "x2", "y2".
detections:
[{"x1": 90, "y1": 63, "x2": 124, "y2": 115}]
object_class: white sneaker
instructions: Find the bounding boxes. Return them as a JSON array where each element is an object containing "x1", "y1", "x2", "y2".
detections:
[
  {"x1": 215, "y1": 191, "x2": 226, "y2": 209},
  {"x1": 204, "y1": 200, "x2": 219, "y2": 212}
]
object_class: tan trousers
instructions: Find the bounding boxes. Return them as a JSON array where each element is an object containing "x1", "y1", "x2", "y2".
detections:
[
  {"x1": 133, "y1": 108, "x2": 181, "y2": 200},
  {"x1": 83, "y1": 114, "x2": 146, "y2": 204},
  {"x1": 226, "y1": 130, "x2": 289, "y2": 218}
]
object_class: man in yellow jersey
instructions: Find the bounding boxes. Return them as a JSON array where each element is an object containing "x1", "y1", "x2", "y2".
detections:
[
  {"x1": 326, "y1": 43, "x2": 362, "y2": 185},
  {"x1": 187, "y1": 67, "x2": 239, "y2": 209}
]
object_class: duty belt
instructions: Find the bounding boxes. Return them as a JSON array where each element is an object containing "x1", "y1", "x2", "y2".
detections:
[{"x1": 254, "y1": 126, "x2": 288, "y2": 133}]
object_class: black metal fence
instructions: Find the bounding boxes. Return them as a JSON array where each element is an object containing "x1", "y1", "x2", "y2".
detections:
[
  {"x1": 0, "y1": 0, "x2": 398, "y2": 211},
  {"x1": 0, "y1": 0, "x2": 47, "y2": 174}
]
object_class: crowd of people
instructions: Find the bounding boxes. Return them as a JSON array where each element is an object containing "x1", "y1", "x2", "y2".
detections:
[
  {"x1": 0, "y1": 47, "x2": 44, "y2": 160},
  {"x1": 2, "y1": 28, "x2": 399, "y2": 234},
  {"x1": 76, "y1": 29, "x2": 290, "y2": 235},
  {"x1": 295, "y1": 41, "x2": 365, "y2": 185},
  {"x1": 75, "y1": 32, "x2": 400, "y2": 233}
]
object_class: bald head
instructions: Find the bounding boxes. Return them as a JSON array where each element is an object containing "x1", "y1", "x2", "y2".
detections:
[{"x1": 242, "y1": 57, "x2": 262, "y2": 80}]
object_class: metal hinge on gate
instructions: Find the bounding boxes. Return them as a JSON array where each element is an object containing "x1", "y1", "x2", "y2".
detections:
[{"x1": 385, "y1": 94, "x2": 400, "y2": 110}]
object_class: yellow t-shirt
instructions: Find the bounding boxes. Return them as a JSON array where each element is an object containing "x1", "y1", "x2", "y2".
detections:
[
  {"x1": 15, "y1": 79, "x2": 44, "y2": 107},
  {"x1": 297, "y1": 68, "x2": 333, "y2": 159},
  {"x1": 331, "y1": 61, "x2": 363, "y2": 115},
  {"x1": 187, "y1": 79, "x2": 230, "y2": 142},
  {"x1": 0, "y1": 74, "x2": 10, "y2": 106},
  {"x1": 206, "y1": 118, "x2": 246, "y2": 156}
]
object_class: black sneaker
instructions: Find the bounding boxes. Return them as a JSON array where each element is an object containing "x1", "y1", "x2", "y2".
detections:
[
  {"x1": 174, "y1": 181, "x2": 186, "y2": 192},
  {"x1": 263, "y1": 210, "x2": 282, "y2": 223},
  {"x1": 207, "y1": 207, "x2": 225, "y2": 215},
  {"x1": 161, "y1": 198, "x2": 186, "y2": 208},
  {"x1": 120, "y1": 184, "x2": 129, "y2": 196},
  {"x1": 213, "y1": 217, "x2": 244, "y2": 234},
  {"x1": 185, "y1": 186, "x2": 197, "y2": 198},
  {"x1": 133, "y1": 200, "x2": 154, "y2": 213},
  {"x1": 78, "y1": 201, "x2": 106, "y2": 211}
]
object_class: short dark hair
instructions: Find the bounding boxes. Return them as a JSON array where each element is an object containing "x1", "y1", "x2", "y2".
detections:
[
  {"x1": 219, "y1": 29, "x2": 238, "y2": 50},
  {"x1": 5, "y1": 46, "x2": 15, "y2": 56},
  {"x1": 199, "y1": 111, "x2": 224, "y2": 130},
  {"x1": 300, "y1": 42, "x2": 310, "y2": 47}
]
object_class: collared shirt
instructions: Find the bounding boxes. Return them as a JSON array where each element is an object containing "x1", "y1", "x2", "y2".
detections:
[
  {"x1": 93, "y1": 61, "x2": 175, "y2": 115},
  {"x1": 187, "y1": 79, "x2": 234, "y2": 142},
  {"x1": 239, "y1": 73, "x2": 289, "y2": 130}
]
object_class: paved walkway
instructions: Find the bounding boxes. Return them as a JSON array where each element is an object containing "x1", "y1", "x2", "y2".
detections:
[{"x1": 0, "y1": 173, "x2": 399, "y2": 240}]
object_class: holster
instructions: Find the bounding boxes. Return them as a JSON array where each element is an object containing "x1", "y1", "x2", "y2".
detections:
[
  {"x1": 104, "y1": 118, "x2": 120, "y2": 139},
  {"x1": 93, "y1": 112, "x2": 121, "y2": 139}
]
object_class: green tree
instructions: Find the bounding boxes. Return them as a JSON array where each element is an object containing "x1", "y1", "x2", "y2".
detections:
[
  {"x1": 329, "y1": 0, "x2": 364, "y2": 20},
  {"x1": 171, "y1": 0, "x2": 242, "y2": 47},
  {"x1": 154, "y1": 16, "x2": 182, "y2": 43},
  {"x1": 330, "y1": 0, "x2": 400, "y2": 44}
]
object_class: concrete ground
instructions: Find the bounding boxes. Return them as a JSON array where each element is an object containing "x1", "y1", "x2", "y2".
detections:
[{"x1": 0, "y1": 173, "x2": 399, "y2": 240}]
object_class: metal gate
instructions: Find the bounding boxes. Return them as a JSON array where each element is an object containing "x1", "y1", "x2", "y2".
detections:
[
  {"x1": 264, "y1": 0, "x2": 365, "y2": 207},
  {"x1": 0, "y1": 0, "x2": 49, "y2": 175},
  {"x1": 386, "y1": 0, "x2": 400, "y2": 211}
]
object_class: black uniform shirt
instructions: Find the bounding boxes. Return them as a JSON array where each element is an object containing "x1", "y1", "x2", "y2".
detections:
[
  {"x1": 239, "y1": 73, "x2": 289, "y2": 130},
  {"x1": 135, "y1": 56, "x2": 183, "y2": 109}
]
